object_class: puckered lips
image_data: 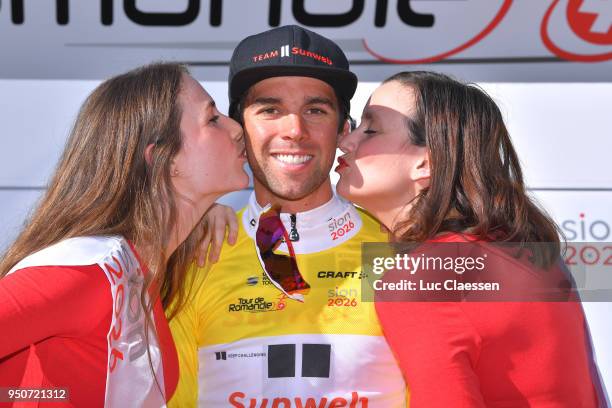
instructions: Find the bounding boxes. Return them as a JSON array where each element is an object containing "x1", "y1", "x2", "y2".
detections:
[{"x1": 335, "y1": 156, "x2": 349, "y2": 173}]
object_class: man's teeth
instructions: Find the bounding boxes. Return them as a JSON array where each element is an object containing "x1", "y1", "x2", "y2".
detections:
[{"x1": 273, "y1": 154, "x2": 313, "y2": 164}]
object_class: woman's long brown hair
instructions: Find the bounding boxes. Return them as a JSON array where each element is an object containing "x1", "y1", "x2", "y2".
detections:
[
  {"x1": 387, "y1": 71, "x2": 560, "y2": 267},
  {"x1": 0, "y1": 62, "x2": 202, "y2": 318}
]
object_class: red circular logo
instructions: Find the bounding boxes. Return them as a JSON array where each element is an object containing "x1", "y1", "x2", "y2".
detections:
[
  {"x1": 363, "y1": 0, "x2": 512, "y2": 64},
  {"x1": 541, "y1": 0, "x2": 612, "y2": 62}
]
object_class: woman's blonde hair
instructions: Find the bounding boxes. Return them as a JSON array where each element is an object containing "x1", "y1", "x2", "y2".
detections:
[{"x1": 1, "y1": 62, "x2": 203, "y2": 318}]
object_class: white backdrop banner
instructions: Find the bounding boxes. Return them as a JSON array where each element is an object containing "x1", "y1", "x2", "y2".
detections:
[{"x1": 1, "y1": 0, "x2": 611, "y2": 81}]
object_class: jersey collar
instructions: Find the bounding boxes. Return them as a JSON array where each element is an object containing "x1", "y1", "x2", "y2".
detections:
[{"x1": 242, "y1": 192, "x2": 363, "y2": 254}]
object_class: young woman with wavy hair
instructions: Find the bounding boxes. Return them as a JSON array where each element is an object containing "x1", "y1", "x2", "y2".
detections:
[
  {"x1": 336, "y1": 71, "x2": 605, "y2": 407},
  {"x1": 0, "y1": 63, "x2": 248, "y2": 406}
]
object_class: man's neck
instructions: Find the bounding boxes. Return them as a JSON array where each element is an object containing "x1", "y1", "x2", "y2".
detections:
[{"x1": 253, "y1": 180, "x2": 334, "y2": 214}]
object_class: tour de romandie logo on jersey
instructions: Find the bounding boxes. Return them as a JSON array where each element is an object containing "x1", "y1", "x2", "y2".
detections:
[
  {"x1": 227, "y1": 274, "x2": 288, "y2": 313},
  {"x1": 227, "y1": 293, "x2": 289, "y2": 313}
]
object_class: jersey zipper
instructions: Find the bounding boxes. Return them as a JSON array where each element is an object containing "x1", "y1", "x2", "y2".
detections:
[{"x1": 289, "y1": 213, "x2": 300, "y2": 242}]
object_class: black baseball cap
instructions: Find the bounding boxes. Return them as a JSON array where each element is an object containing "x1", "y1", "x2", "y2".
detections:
[{"x1": 228, "y1": 25, "x2": 357, "y2": 119}]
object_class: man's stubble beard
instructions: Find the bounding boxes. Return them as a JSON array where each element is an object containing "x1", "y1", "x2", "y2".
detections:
[{"x1": 246, "y1": 143, "x2": 333, "y2": 202}]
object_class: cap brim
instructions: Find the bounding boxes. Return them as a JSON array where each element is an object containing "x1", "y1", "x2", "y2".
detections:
[{"x1": 230, "y1": 65, "x2": 358, "y2": 104}]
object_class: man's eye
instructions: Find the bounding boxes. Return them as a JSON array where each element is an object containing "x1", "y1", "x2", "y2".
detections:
[
  {"x1": 307, "y1": 108, "x2": 326, "y2": 115},
  {"x1": 259, "y1": 107, "x2": 278, "y2": 115},
  {"x1": 209, "y1": 115, "x2": 219, "y2": 124},
  {"x1": 364, "y1": 129, "x2": 377, "y2": 135}
]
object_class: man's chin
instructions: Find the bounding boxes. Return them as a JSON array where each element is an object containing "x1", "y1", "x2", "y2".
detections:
[
  {"x1": 268, "y1": 187, "x2": 315, "y2": 202},
  {"x1": 266, "y1": 178, "x2": 325, "y2": 201},
  {"x1": 254, "y1": 169, "x2": 330, "y2": 202}
]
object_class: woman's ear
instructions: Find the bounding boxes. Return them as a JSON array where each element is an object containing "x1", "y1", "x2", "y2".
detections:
[
  {"x1": 413, "y1": 149, "x2": 430, "y2": 182},
  {"x1": 144, "y1": 143, "x2": 155, "y2": 166},
  {"x1": 341, "y1": 118, "x2": 351, "y2": 137},
  {"x1": 336, "y1": 119, "x2": 351, "y2": 148}
]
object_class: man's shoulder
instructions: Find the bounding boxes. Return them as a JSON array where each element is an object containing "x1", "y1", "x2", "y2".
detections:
[
  {"x1": 353, "y1": 207, "x2": 388, "y2": 242},
  {"x1": 194, "y1": 206, "x2": 256, "y2": 276}
]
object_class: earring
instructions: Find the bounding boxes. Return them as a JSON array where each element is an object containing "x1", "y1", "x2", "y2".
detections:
[{"x1": 172, "y1": 168, "x2": 180, "y2": 177}]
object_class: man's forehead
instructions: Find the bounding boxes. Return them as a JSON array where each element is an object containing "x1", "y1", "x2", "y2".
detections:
[{"x1": 244, "y1": 76, "x2": 338, "y2": 104}]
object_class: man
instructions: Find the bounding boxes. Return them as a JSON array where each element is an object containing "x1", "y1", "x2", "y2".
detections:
[{"x1": 169, "y1": 25, "x2": 406, "y2": 407}]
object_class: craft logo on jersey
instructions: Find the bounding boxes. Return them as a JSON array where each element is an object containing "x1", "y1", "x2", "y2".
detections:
[
  {"x1": 317, "y1": 270, "x2": 367, "y2": 280},
  {"x1": 541, "y1": 0, "x2": 612, "y2": 62}
]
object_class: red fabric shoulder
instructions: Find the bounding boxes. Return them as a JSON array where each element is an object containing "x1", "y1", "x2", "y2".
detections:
[{"x1": 0, "y1": 264, "x2": 111, "y2": 358}]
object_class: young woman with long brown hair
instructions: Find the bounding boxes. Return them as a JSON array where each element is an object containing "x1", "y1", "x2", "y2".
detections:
[
  {"x1": 336, "y1": 71, "x2": 606, "y2": 407},
  {"x1": 0, "y1": 62, "x2": 248, "y2": 406}
]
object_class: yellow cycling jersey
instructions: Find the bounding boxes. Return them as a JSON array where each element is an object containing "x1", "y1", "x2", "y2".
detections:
[{"x1": 169, "y1": 194, "x2": 407, "y2": 407}]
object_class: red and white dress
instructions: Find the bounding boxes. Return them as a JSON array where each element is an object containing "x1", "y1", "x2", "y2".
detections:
[{"x1": 0, "y1": 236, "x2": 178, "y2": 407}]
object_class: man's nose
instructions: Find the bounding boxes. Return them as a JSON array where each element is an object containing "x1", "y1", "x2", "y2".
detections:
[{"x1": 280, "y1": 113, "x2": 307, "y2": 142}]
